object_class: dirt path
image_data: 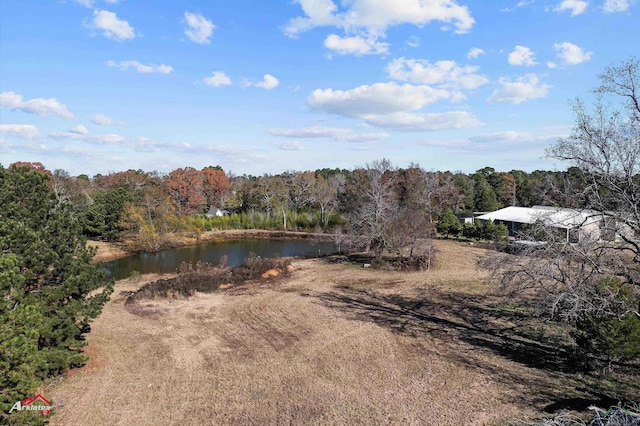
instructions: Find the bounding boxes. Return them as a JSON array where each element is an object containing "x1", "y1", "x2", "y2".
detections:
[{"x1": 49, "y1": 240, "x2": 636, "y2": 425}]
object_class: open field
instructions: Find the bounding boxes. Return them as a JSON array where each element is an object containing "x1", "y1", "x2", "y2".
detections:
[{"x1": 50, "y1": 240, "x2": 638, "y2": 425}]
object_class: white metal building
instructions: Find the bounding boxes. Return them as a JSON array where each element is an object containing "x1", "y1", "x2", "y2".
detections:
[{"x1": 475, "y1": 206, "x2": 602, "y2": 243}]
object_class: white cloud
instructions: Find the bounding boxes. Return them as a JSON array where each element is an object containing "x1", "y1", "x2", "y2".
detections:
[
  {"x1": 487, "y1": 74, "x2": 550, "y2": 104},
  {"x1": 284, "y1": 0, "x2": 344, "y2": 36},
  {"x1": 502, "y1": 0, "x2": 536, "y2": 12},
  {"x1": 268, "y1": 126, "x2": 388, "y2": 142},
  {"x1": 49, "y1": 130, "x2": 127, "y2": 145},
  {"x1": 467, "y1": 130, "x2": 565, "y2": 152},
  {"x1": 184, "y1": 12, "x2": 215, "y2": 44},
  {"x1": 386, "y1": 58, "x2": 489, "y2": 90},
  {"x1": 85, "y1": 10, "x2": 135, "y2": 41},
  {"x1": 359, "y1": 111, "x2": 482, "y2": 131},
  {"x1": 0, "y1": 91, "x2": 75, "y2": 119},
  {"x1": 0, "y1": 124, "x2": 40, "y2": 139},
  {"x1": 308, "y1": 82, "x2": 481, "y2": 131},
  {"x1": 508, "y1": 45, "x2": 537, "y2": 66},
  {"x1": 324, "y1": 34, "x2": 389, "y2": 55},
  {"x1": 547, "y1": 61, "x2": 558, "y2": 69},
  {"x1": 603, "y1": 0, "x2": 630, "y2": 12},
  {"x1": 47, "y1": 129, "x2": 266, "y2": 163},
  {"x1": 69, "y1": 125, "x2": 89, "y2": 135},
  {"x1": 406, "y1": 36, "x2": 420, "y2": 48},
  {"x1": 91, "y1": 113, "x2": 114, "y2": 125},
  {"x1": 309, "y1": 82, "x2": 452, "y2": 116},
  {"x1": 469, "y1": 131, "x2": 535, "y2": 143},
  {"x1": 107, "y1": 60, "x2": 173, "y2": 74},
  {"x1": 338, "y1": 132, "x2": 389, "y2": 142},
  {"x1": 467, "y1": 47, "x2": 485, "y2": 59},
  {"x1": 203, "y1": 71, "x2": 232, "y2": 87},
  {"x1": 553, "y1": 42, "x2": 592, "y2": 64},
  {"x1": 285, "y1": 0, "x2": 475, "y2": 37},
  {"x1": 275, "y1": 141, "x2": 305, "y2": 150},
  {"x1": 553, "y1": 0, "x2": 588, "y2": 15},
  {"x1": 246, "y1": 74, "x2": 279, "y2": 90}
]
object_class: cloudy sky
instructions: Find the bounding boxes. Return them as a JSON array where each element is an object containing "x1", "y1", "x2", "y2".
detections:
[{"x1": 0, "y1": 0, "x2": 638, "y2": 176}]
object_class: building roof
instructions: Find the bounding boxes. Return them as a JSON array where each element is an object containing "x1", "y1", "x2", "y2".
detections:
[{"x1": 475, "y1": 206, "x2": 601, "y2": 229}]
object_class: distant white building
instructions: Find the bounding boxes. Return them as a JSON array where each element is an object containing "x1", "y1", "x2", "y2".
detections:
[
  {"x1": 205, "y1": 207, "x2": 229, "y2": 218},
  {"x1": 475, "y1": 206, "x2": 603, "y2": 243}
]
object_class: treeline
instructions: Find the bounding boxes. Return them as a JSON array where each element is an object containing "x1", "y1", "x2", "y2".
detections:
[{"x1": 7, "y1": 160, "x2": 593, "y2": 252}]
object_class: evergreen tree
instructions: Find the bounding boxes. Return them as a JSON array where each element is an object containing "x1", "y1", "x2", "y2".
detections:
[
  {"x1": 453, "y1": 173, "x2": 475, "y2": 211},
  {"x1": 83, "y1": 187, "x2": 133, "y2": 241},
  {"x1": 473, "y1": 177, "x2": 500, "y2": 212},
  {"x1": 0, "y1": 166, "x2": 113, "y2": 422},
  {"x1": 436, "y1": 208, "x2": 462, "y2": 238}
]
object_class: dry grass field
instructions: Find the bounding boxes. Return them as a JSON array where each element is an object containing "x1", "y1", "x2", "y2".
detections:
[{"x1": 48, "y1": 240, "x2": 638, "y2": 425}]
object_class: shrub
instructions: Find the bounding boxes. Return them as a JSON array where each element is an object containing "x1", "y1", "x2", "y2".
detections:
[
  {"x1": 126, "y1": 254, "x2": 292, "y2": 304},
  {"x1": 573, "y1": 312, "x2": 640, "y2": 367},
  {"x1": 571, "y1": 277, "x2": 640, "y2": 369},
  {"x1": 397, "y1": 245, "x2": 438, "y2": 271},
  {"x1": 436, "y1": 208, "x2": 462, "y2": 238}
]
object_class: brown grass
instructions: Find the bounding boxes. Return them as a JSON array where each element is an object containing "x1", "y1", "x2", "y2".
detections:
[
  {"x1": 49, "y1": 240, "x2": 638, "y2": 425},
  {"x1": 89, "y1": 240, "x2": 131, "y2": 263}
]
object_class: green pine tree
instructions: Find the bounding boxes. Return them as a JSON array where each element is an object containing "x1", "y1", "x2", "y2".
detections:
[
  {"x1": 437, "y1": 208, "x2": 462, "y2": 239},
  {"x1": 474, "y1": 178, "x2": 500, "y2": 212},
  {"x1": 0, "y1": 166, "x2": 113, "y2": 423},
  {"x1": 83, "y1": 187, "x2": 133, "y2": 241}
]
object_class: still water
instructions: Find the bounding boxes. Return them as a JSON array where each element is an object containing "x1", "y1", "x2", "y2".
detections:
[{"x1": 102, "y1": 239, "x2": 336, "y2": 281}]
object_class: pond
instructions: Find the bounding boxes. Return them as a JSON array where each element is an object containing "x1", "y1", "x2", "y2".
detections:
[{"x1": 102, "y1": 239, "x2": 337, "y2": 281}]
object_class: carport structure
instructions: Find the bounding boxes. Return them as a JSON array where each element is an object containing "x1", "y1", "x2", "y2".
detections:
[{"x1": 475, "y1": 206, "x2": 602, "y2": 243}]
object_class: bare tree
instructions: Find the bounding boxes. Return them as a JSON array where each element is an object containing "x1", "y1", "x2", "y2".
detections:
[
  {"x1": 395, "y1": 165, "x2": 436, "y2": 259},
  {"x1": 347, "y1": 159, "x2": 399, "y2": 261},
  {"x1": 286, "y1": 171, "x2": 316, "y2": 210},
  {"x1": 487, "y1": 58, "x2": 640, "y2": 324},
  {"x1": 255, "y1": 175, "x2": 289, "y2": 228},
  {"x1": 387, "y1": 208, "x2": 434, "y2": 260},
  {"x1": 52, "y1": 169, "x2": 91, "y2": 209},
  {"x1": 405, "y1": 169, "x2": 462, "y2": 221},
  {"x1": 310, "y1": 175, "x2": 338, "y2": 229},
  {"x1": 432, "y1": 172, "x2": 463, "y2": 215}
]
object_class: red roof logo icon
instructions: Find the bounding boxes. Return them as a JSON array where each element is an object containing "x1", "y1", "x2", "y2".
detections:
[{"x1": 21, "y1": 394, "x2": 52, "y2": 415}]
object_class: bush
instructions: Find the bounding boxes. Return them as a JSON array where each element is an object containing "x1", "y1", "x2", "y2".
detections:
[
  {"x1": 571, "y1": 277, "x2": 640, "y2": 369},
  {"x1": 463, "y1": 223, "x2": 479, "y2": 240},
  {"x1": 463, "y1": 221, "x2": 508, "y2": 242},
  {"x1": 574, "y1": 313, "x2": 640, "y2": 366},
  {"x1": 436, "y1": 208, "x2": 462, "y2": 238},
  {"x1": 126, "y1": 254, "x2": 292, "y2": 304},
  {"x1": 397, "y1": 245, "x2": 438, "y2": 271}
]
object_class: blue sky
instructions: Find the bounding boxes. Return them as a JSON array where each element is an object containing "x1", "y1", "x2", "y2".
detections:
[{"x1": 1, "y1": 0, "x2": 638, "y2": 176}]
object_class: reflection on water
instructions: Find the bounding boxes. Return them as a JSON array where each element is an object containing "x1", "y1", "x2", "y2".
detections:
[{"x1": 102, "y1": 239, "x2": 336, "y2": 280}]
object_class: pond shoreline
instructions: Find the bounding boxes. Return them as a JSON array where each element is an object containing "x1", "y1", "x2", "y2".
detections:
[{"x1": 90, "y1": 229, "x2": 332, "y2": 263}]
